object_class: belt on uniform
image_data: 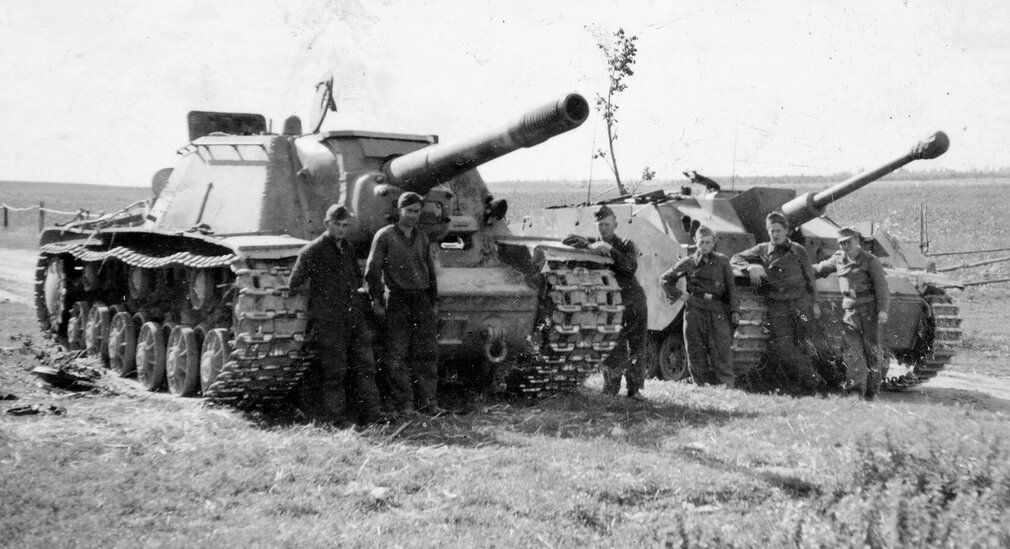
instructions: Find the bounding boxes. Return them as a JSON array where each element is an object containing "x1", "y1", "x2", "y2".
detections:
[
  {"x1": 690, "y1": 291, "x2": 721, "y2": 301},
  {"x1": 843, "y1": 291, "x2": 875, "y2": 299}
]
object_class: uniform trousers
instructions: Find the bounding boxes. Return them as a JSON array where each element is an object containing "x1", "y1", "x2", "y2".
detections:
[
  {"x1": 384, "y1": 290, "x2": 439, "y2": 412},
  {"x1": 603, "y1": 287, "x2": 648, "y2": 395},
  {"x1": 301, "y1": 303, "x2": 382, "y2": 423},
  {"x1": 683, "y1": 305, "x2": 734, "y2": 387},
  {"x1": 841, "y1": 304, "x2": 882, "y2": 397},
  {"x1": 766, "y1": 298, "x2": 825, "y2": 393}
]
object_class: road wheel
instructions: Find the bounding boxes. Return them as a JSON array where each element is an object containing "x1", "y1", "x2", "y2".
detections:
[
  {"x1": 136, "y1": 321, "x2": 166, "y2": 391},
  {"x1": 654, "y1": 330, "x2": 689, "y2": 381},
  {"x1": 167, "y1": 325, "x2": 202, "y2": 397},
  {"x1": 84, "y1": 302, "x2": 111, "y2": 363},
  {"x1": 108, "y1": 311, "x2": 138, "y2": 377},
  {"x1": 200, "y1": 328, "x2": 231, "y2": 393}
]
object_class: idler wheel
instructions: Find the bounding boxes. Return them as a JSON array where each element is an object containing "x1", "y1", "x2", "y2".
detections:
[
  {"x1": 166, "y1": 325, "x2": 202, "y2": 397},
  {"x1": 84, "y1": 302, "x2": 112, "y2": 362},
  {"x1": 107, "y1": 311, "x2": 138, "y2": 377},
  {"x1": 200, "y1": 328, "x2": 231, "y2": 393},
  {"x1": 41, "y1": 257, "x2": 68, "y2": 333},
  {"x1": 136, "y1": 321, "x2": 167, "y2": 391}
]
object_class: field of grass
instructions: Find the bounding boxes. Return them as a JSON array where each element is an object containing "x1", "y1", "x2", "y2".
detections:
[{"x1": 2, "y1": 338, "x2": 1010, "y2": 547}]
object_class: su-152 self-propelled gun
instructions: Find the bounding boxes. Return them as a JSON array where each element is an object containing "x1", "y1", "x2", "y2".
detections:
[{"x1": 35, "y1": 85, "x2": 628, "y2": 406}]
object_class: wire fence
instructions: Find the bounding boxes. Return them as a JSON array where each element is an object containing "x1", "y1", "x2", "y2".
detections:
[{"x1": 1, "y1": 201, "x2": 106, "y2": 232}]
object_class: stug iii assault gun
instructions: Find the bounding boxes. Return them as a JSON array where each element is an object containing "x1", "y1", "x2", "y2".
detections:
[
  {"x1": 35, "y1": 83, "x2": 625, "y2": 406},
  {"x1": 515, "y1": 132, "x2": 962, "y2": 391}
]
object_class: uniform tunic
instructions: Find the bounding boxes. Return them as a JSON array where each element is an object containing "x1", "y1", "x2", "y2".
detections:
[
  {"x1": 732, "y1": 241, "x2": 825, "y2": 392},
  {"x1": 813, "y1": 249, "x2": 890, "y2": 396},
  {"x1": 364, "y1": 224, "x2": 439, "y2": 412},
  {"x1": 661, "y1": 251, "x2": 739, "y2": 386},
  {"x1": 288, "y1": 233, "x2": 382, "y2": 423}
]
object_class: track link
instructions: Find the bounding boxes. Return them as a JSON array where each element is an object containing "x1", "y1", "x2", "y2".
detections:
[
  {"x1": 36, "y1": 244, "x2": 311, "y2": 407},
  {"x1": 203, "y1": 260, "x2": 310, "y2": 406},
  {"x1": 510, "y1": 264, "x2": 625, "y2": 396},
  {"x1": 885, "y1": 293, "x2": 962, "y2": 391},
  {"x1": 731, "y1": 287, "x2": 770, "y2": 377}
]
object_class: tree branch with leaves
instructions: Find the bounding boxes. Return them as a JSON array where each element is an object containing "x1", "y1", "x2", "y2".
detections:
[{"x1": 593, "y1": 28, "x2": 639, "y2": 196}]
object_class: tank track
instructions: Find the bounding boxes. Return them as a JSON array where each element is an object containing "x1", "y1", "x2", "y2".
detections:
[
  {"x1": 36, "y1": 243, "x2": 310, "y2": 407},
  {"x1": 884, "y1": 293, "x2": 962, "y2": 391},
  {"x1": 204, "y1": 260, "x2": 310, "y2": 405},
  {"x1": 731, "y1": 288, "x2": 770, "y2": 379},
  {"x1": 510, "y1": 265, "x2": 625, "y2": 396}
]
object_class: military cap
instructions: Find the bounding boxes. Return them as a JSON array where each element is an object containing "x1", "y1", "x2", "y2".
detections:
[
  {"x1": 325, "y1": 204, "x2": 352, "y2": 221},
  {"x1": 397, "y1": 192, "x2": 424, "y2": 209},
  {"x1": 594, "y1": 204, "x2": 616, "y2": 221},
  {"x1": 765, "y1": 211, "x2": 789, "y2": 228},
  {"x1": 695, "y1": 225, "x2": 715, "y2": 239},
  {"x1": 837, "y1": 226, "x2": 862, "y2": 243}
]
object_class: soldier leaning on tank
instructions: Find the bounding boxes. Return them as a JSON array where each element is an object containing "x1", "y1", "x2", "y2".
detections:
[
  {"x1": 730, "y1": 211, "x2": 826, "y2": 395},
  {"x1": 563, "y1": 205, "x2": 649, "y2": 401},
  {"x1": 287, "y1": 204, "x2": 384, "y2": 426},
  {"x1": 660, "y1": 226, "x2": 741, "y2": 388},
  {"x1": 812, "y1": 227, "x2": 890, "y2": 399},
  {"x1": 364, "y1": 192, "x2": 445, "y2": 417}
]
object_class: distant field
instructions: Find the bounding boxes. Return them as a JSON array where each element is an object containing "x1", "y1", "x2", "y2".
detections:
[
  {"x1": 494, "y1": 177, "x2": 1010, "y2": 296},
  {"x1": 0, "y1": 180, "x2": 149, "y2": 249},
  {"x1": 3, "y1": 176, "x2": 1008, "y2": 293}
]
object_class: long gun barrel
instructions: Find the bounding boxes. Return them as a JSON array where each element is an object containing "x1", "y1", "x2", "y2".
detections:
[
  {"x1": 383, "y1": 93, "x2": 590, "y2": 195},
  {"x1": 781, "y1": 131, "x2": 950, "y2": 227}
]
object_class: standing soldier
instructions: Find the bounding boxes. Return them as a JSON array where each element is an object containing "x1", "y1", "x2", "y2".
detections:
[
  {"x1": 288, "y1": 204, "x2": 383, "y2": 426},
  {"x1": 731, "y1": 211, "x2": 826, "y2": 394},
  {"x1": 565, "y1": 205, "x2": 648, "y2": 400},
  {"x1": 813, "y1": 227, "x2": 890, "y2": 399},
  {"x1": 660, "y1": 226, "x2": 740, "y2": 388},
  {"x1": 365, "y1": 192, "x2": 444, "y2": 416}
]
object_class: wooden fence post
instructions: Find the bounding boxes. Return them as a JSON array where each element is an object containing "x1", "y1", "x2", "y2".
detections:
[
  {"x1": 38, "y1": 200, "x2": 45, "y2": 232},
  {"x1": 2, "y1": 205, "x2": 7, "y2": 229}
]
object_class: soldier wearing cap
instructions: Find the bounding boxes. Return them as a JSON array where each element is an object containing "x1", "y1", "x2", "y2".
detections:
[
  {"x1": 813, "y1": 226, "x2": 890, "y2": 398},
  {"x1": 288, "y1": 204, "x2": 383, "y2": 425},
  {"x1": 565, "y1": 205, "x2": 649, "y2": 400},
  {"x1": 731, "y1": 211, "x2": 826, "y2": 394},
  {"x1": 364, "y1": 192, "x2": 444, "y2": 416},
  {"x1": 660, "y1": 226, "x2": 740, "y2": 388}
]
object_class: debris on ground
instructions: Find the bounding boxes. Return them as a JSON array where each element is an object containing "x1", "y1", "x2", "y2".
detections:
[
  {"x1": 5, "y1": 403, "x2": 66, "y2": 416},
  {"x1": 31, "y1": 365, "x2": 97, "y2": 390}
]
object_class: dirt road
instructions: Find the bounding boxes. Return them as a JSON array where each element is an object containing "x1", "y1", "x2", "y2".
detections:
[{"x1": 2, "y1": 246, "x2": 1008, "y2": 409}]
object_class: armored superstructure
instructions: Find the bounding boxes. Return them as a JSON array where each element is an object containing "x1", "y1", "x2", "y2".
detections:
[
  {"x1": 35, "y1": 87, "x2": 625, "y2": 405},
  {"x1": 514, "y1": 132, "x2": 961, "y2": 390}
]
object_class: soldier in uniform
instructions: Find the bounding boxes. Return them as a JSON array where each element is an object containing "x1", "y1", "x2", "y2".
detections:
[
  {"x1": 731, "y1": 211, "x2": 826, "y2": 394},
  {"x1": 660, "y1": 226, "x2": 740, "y2": 388},
  {"x1": 565, "y1": 205, "x2": 648, "y2": 400},
  {"x1": 288, "y1": 204, "x2": 383, "y2": 425},
  {"x1": 813, "y1": 227, "x2": 890, "y2": 399},
  {"x1": 364, "y1": 192, "x2": 444, "y2": 416}
]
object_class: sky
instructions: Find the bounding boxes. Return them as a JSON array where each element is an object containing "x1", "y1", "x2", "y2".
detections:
[{"x1": 0, "y1": 0, "x2": 1006, "y2": 187}]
